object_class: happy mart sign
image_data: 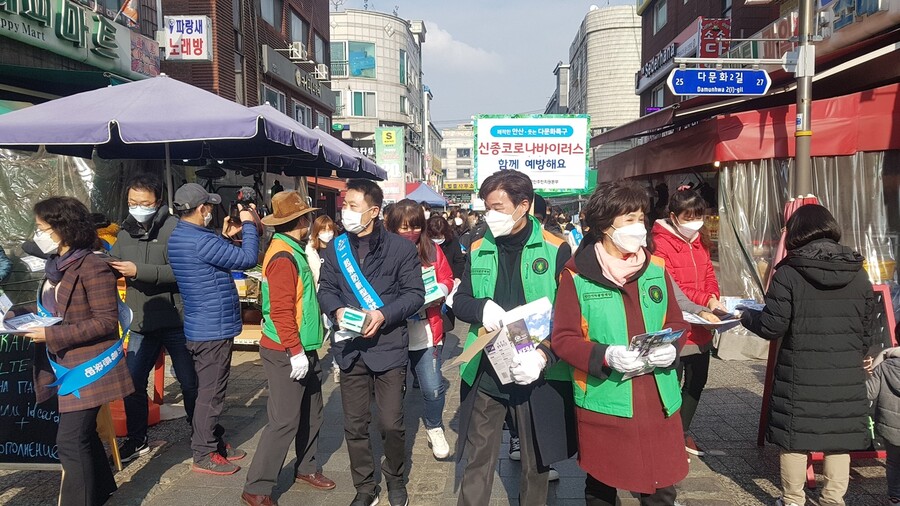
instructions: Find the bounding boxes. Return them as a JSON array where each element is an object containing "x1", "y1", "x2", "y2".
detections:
[{"x1": 474, "y1": 115, "x2": 590, "y2": 193}]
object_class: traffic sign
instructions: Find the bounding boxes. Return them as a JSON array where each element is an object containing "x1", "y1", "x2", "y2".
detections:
[{"x1": 667, "y1": 68, "x2": 771, "y2": 96}]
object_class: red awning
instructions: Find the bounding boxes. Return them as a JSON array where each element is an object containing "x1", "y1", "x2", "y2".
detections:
[
  {"x1": 308, "y1": 177, "x2": 346, "y2": 192},
  {"x1": 597, "y1": 82, "x2": 900, "y2": 181}
]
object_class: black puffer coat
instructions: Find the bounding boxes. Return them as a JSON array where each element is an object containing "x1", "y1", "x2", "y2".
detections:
[{"x1": 742, "y1": 238, "x2": 875, "y2": 452}]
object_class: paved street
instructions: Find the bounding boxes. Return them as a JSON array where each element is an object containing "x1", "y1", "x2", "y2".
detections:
[{"x1": 0, "y1": 324, "x2": 891, "y2": 505}]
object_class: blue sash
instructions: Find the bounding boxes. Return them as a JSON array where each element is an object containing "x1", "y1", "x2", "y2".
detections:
[
  {"x1": 571, "y1": 228, "x2": 583, "y2": 247},
  {"x1": 38, "y1": 285, "x2": 131, "y2": 399},
  {"x1": 334, "y1": 234, "x2": 383, "y2": 310}
]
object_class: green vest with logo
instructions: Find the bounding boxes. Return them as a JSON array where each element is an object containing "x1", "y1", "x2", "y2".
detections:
[
  {"x1": 261, "y1": 234, "x2": 324, "y2": 351},
  {"x1": 460, "y1": 215, "x2": 570, "y2": 385},
  {"x1": 568, "y1": 258, "x2": 682, "y2": 418}
]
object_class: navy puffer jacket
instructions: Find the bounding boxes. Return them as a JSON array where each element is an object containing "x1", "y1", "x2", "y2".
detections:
[{"x1": 168, "y1": 220, "x2": 259, "y2": 342}]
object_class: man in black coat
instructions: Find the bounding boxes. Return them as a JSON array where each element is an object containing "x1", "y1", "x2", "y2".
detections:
[
  {"x1": 110, "y1": 173, "x2": 198, "y2": 463},
  {"x1": 742, "y1": 204, "x2": 875, "y2": 506},
  {"x1": 318, "y1": 179, "x2": 425, "y2": 506}
]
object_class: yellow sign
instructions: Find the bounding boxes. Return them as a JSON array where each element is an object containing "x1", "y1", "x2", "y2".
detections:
[
  {"x1": 444, "y1": 181, "x2": 475, "y2": 191},
  {"x1": 382, "y1": 130, "x2": 397, "y2": 146}
]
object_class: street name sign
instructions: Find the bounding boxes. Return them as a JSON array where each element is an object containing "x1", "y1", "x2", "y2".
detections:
[{"x1": 667, "y1": 68, "x2": 772, "y2": 96}]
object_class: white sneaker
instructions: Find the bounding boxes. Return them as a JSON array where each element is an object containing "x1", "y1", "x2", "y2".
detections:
[
  {"x1": 425, "y1": 427, "x2": 450, "y2": 459},
  {"x1": 548, "y1": 467, "x2": 560, "y2": 481},
  {"x1": 774, "y1": 498, "x2": 800, "y2": 506}
]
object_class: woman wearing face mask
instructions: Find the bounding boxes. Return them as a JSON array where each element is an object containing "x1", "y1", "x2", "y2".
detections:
[
  {"x1": 426, "y1": 215, "x2": 466, "y2": 279},
  {"x1": 385, "y1": 199, "x2": 454, "y2": 460},
  {"x1": 650, "y1": 187, "x2": 723, "y2": 458},
  {"x1": 305, "y1": 215, "x2": 335, "y2": 288},
  {"x1": 551, "y1": 180, "x2": 690, "y2": 506},
  {"x1": 25, "y1": 197, "x2": 134, "y2": 506}
]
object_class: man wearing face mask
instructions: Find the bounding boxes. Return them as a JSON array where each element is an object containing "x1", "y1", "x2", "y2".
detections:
[
  {"x1": 317, "y1": 179, "x2": 425, "y2": 506},
  {"x1": 109, "y1": 173, "x2": 199, "y2": 463},
  {"x1": 453, "y1": 171, "x2": 575, "y2": 506},
  {"x1": 168, "y1": 182, "x2": 260, "y2": 476}
]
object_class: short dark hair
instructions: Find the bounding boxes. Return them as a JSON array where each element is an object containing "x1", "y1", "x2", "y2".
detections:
[
  {"x1": 478, "y1": 171, "x2": 533, "y2": 206},
  {"x1": 427, "y1": 214, "x2": 454, "y2": 240},
  {"x1": 420, "y1": 202, "x2": 432, "y2": 212},
  {"x1": 785, "y1": 204, "x2": 841, "y2": 250},
  {"x1": 667, "y1": 188, "x2": 707, "y2": 218},
  {"x1": 582, "y1": 180, "x2": 650, "y2": 238},
  {"x1": 347, "y1": 179, "x2": 384, "y2": 208},
  {"x1": 125, "y1": 172, "x2": 164, "y2": 201},
  {"x1": 33, "y1": 196, "x2": 97, "y2": 250}
]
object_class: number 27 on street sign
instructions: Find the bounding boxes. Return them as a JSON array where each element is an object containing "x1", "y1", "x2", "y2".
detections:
[{"x1": 667, "y1": 68, "x2": 771, "y2": 96}]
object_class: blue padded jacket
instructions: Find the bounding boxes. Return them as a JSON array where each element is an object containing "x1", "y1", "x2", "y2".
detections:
[{"x1": 167, "y1": 220, "x2": 259, "y2": 342}]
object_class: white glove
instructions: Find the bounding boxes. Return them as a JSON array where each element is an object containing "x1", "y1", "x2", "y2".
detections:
[
  {"x1": 289, "y1": 352, "x2": 310, "y2": 380},
  {"x1": 510, "y1": 349, "x2": 548, "y2": 385},
  {"x1": 481, "y1": 300, "x2": 507, "y2": 332},
  {"x1": 604, "y1": 345, "x2": 644, "y2": 374},
  {"x1": 646, "y1": 344, "x2": 677, "y2": 368}
]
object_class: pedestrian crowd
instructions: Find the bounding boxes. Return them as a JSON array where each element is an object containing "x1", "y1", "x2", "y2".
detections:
[{"x1": 11, "y1": 169, "x2": 893, "y2": 506}]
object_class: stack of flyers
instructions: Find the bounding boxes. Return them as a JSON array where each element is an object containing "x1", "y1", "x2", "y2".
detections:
[
  {"x1": 484, "y1": 297, "x2": 553, "y2": 384},
  {"x1": 624, "y1": 328, "x2": 685, "y2": 379}
]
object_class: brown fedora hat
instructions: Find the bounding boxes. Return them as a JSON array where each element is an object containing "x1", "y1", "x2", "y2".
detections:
[{"x1": 261, "y1": 191, "x2": 319, "y2": 226}]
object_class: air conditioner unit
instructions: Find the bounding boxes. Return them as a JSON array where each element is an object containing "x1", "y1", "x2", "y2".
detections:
[
  {"x1": 289, "y1": 42, "x2": 308, "y2": 61},
  {"x1": 313, "y1": 63, "x2": 329, "y2": 81}
]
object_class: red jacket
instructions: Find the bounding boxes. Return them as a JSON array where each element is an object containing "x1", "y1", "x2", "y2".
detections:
[
  {"x1": 651, "y1": 220, "x2": 720, "y2": 348},
  {"x1": 422, "y1": 246, "x2": 455, "y2": 346}
]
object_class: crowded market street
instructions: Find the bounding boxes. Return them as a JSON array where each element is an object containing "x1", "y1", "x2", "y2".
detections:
[{"x1": 0, "y1": 325, "x2": 890, "y2": 505}]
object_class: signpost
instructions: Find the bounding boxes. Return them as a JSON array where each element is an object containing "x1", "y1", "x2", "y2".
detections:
[
  {"x1": 667, "y1": 68, "x2": 771, "y2": 96},
  {"x1": 375, "y1": 127, "x2": 406, "y2": 204}
]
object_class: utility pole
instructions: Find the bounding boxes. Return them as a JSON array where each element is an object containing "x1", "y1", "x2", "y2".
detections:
[{"x1": 794, "y1": 0, "x2": 815, "y2": 196}]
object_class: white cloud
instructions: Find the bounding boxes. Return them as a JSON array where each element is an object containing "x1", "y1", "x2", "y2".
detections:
[{"x1": 423, "y1": 22, "x2": 504, "y2": 74}]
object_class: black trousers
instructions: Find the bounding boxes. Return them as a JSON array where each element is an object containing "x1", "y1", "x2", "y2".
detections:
[
  {"x1": 458, "y1": 388, "x2": 549, "y2": 506},
  {"x1": 585, "y1": 474, "x2": 677, "y2": 506},
  {"x1": 186, "y1": 338, "x2": 233, "y2": 461},
  {"x1": 57, "y1": 406, "x2": 117, "y2": 506},
  {"x1": 340, "y1": 358, "x2": 407, "y2": 494},
  {"x1": 676, "y1": 350, "x2": 711, "y2": 432},
  {"x1": 244, "y1": 348, "x2": 324, "y2": 496}
]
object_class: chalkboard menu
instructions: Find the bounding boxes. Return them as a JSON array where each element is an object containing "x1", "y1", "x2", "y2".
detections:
[{"x1": 0, "y1": 332, "x2": 60, "y2": 467}]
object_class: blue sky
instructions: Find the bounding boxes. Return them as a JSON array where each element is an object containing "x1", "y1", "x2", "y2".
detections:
[{"x1": 333, "y1": 0, "x2": 635, "y2": 128}]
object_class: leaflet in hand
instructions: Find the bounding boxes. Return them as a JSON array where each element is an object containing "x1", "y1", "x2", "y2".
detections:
[
  {"x1": 0, "y1": 291, "x2": 61, "y2": 333},
  {"x1": 623, "y1": 328, "x2": 685, "y2": 379},
  {"x1": 682, "y1": 312, "x2": 742, "y2": 332},
  {"x1": 483, "y1": 297, "x2": 553, "y2": 384}
]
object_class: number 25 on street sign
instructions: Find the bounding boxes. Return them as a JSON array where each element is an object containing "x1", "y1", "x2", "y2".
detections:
[{"x1": 667, "y1": 68, "x2": 771, "y2": 96}]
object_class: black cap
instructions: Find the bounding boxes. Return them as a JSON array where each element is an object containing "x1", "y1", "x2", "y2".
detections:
[{"x1": 173, "y1": 183, "x2": 221, "y2": 211}]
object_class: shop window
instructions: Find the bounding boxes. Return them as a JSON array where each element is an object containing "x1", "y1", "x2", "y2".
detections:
[
  {"x1": 458, "y1": 169, "x2": 471, "y2": 179},
  {"x1": 653, "y1": 0, "x2": 667, "y2": 34},
  {"x1": 262, "y1": 85, "x2": 286, "y2": 113},
  {"x1": 262, "y1": 0, "x2": 283, "y2": 29},
  {"x1": 290, "y1": 11, "x2": 309, "y2": 46},
  {"x1": 723, "y1": 0, "x2": 733, "y2": 17},
  {"x1": 293, "y1": 100, "x2": 313, "y2": 127},
  {"x1": 651, "y1": 83, "x2": 665, "y2": 108},
  {"x1": 334, "y1": 91, "x2": 344, "y2": 116},
  {"x1": 400, "y1": 49, "x2": 407, "y2": 85},
  {"x1": 351, "y1": 91, "x2": 376, "y2": 117},
  {"x1": 347, "y1": 41, "x2": 376, "y2": 78},
  {"x1": 315, "y1": 34, "x2": 326, "y2": 64},
  {"x1": 457, "y1": 148, "x2": 471, "y2": 159},
  {"x1": 400, "y1": 95, "x2": 408, "y2": 115},
  {"x1": 440, "y1": 148, "x2": 447, "y2": 158},
  {"x1": 316, "y1": 112, "x2": 330, "y2": 131},
  {"x1": 331, "y1": 41, "x2": 348, "y2": 77}
]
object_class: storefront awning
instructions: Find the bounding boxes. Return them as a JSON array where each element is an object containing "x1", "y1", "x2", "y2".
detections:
[
  {"x1": 308, "y1": 177, "x2": 347, "y2": 193},
  {"x1": 590, "y1": 107, "x2": 675, "y2": 147},
  {"x1": 597, "y1": 82, "x2": 900, "y2": 182},
  {"x1": 0, "y1": 64, "x2": 129, "y2": 103}
]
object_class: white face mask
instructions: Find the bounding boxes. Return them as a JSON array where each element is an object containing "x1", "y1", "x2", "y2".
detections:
[
  {"x1": 423, "y1": 211, "x2": 431, "y2": 220},
  {"x1": 485, "y1": 207, "x2": 524, "y2": 238},
  {"x1": 342, "y1": 207, "x2": 374, "y2": 235},
  {"x1": 454, "y1": 217, "x2": 463, "y2": 227},
  {"x1": 203, "y1": 211, "x2": 213, "y2": 227},
  {"x1": 675, "y1": 218, "x2": 704, "y2": 240},
  {"x1": 318, "y1": 231, "x2": 334, "y2": 243},
  {"x1": 34, "y1": 228, "x2": 59, "y2": 255},
  {"x1": 607, "y1": 223, "x2": 647, "y2": 254},
  {"x1": 432, "y1": 237, "x2": 445, "y2": 245},
  {"x1": 129, "y1": 205, "x2": 158, "y2": 223}
]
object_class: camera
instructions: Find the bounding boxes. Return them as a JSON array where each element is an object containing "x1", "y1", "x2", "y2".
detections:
[{"x1": 229, "y1": 186, "x2": 257, "y2": 223}]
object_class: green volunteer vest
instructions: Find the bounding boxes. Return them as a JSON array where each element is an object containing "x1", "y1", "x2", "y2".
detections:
[
  {"x1": 261, "y1": 234, "x2": 324, "y2": 351},
  {"x1": 569, "y1": 259, "x2": 681, "y2": 418},
  {"x1": 460, "y1": 215, "x2": 569, "y2": 385}
]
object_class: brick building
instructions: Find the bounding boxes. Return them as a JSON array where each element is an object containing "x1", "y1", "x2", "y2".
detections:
[{"x1": 161, "y1": 0, "x2": 335, "y2": 129}]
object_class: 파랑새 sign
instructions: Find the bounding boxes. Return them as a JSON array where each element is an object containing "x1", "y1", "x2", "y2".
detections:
[{"x1": 473, "y1": 115, "x2": 590, "y2": 193}]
